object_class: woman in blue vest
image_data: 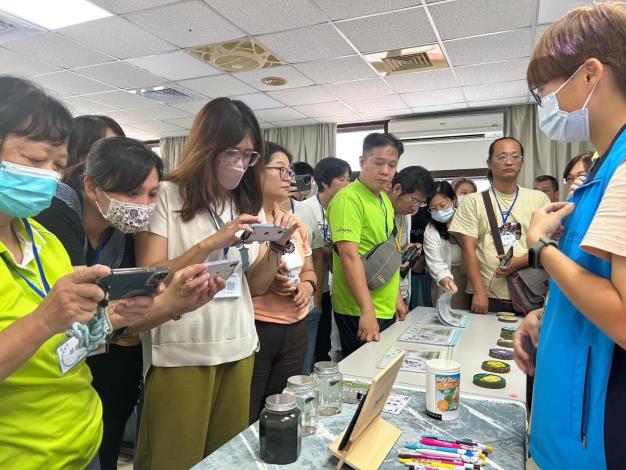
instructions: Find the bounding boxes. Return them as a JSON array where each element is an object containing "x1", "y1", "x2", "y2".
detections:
[{"x1": 514, "y1": 3, "x2": 626, "y2": 469}]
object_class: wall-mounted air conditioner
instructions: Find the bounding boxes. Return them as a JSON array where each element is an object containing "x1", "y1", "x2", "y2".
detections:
[{"x1": 388, "y1": 112, "x2": 504, "y2": 142}]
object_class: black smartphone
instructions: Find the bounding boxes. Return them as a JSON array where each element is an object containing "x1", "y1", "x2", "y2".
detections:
[
  {"x1": 338, "y1": 392, "x2": 368, "y2": 451},
  {"x1": 499, "y1": 246, "x2": 514, "y2": 268},
  {"x1": 293, "y1": 174, "x2": 312, "y2": 192},
  {"x1": 96, "y1": 267, "x2": 170, "y2": 300},
  {"x1": 401, "y1": 246, "x2": 418, "y2": 264}
]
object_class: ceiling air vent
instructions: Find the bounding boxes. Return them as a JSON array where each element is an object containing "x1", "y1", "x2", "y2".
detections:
[
  {"x1": 365, "y1": 44, "x2": 448, "y2": 77},
  {"x1": 186, "y1": 38, "x2": 284, "y2": 73},
  {"x1": 129, "y1": 84, "x2": 203, "y2": 105}
]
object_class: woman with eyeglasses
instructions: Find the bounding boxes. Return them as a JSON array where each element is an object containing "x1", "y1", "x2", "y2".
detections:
[
  {"x1": 248, "y1": 141, "x2": 316, "y2": 423},
  {"x1": 134, "y1": 99, "x2": 298, "y2": 469},
  {"x1": 513, "y1": 3, "x2": 626, "y2": 468},
  {"x1": 562, "y1": 151, "x2": 593, "y2": 194},
  {"x1": 423, "y1": 181, "x2": 469, "y2": 309}
]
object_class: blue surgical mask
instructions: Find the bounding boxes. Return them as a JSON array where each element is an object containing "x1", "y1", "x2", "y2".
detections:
[
  {"x1": 0, "y1": 160, "x2": 60, "y2": 217},
  {"x1": 538, "y1": 64, "x2": 597, "y2": 142},
  {"x1": 431, "y1": 207, "x2": 455, "y2": 223}
]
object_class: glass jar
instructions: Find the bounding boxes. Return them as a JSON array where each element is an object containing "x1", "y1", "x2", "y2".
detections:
[
  {"x1": 311, "y1": 361, "x2": 343, "y2": 416},
  {"x1": 259, "y1": 394, "x2": 301, "y2": 464},
  {"x1": 283, "y1": 375, "x2": 318, "y2": 436}
]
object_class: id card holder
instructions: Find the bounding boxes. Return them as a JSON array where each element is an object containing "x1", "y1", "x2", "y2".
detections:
[
  {"x1": 215, "y1": 273, "x2": 242, "y2": 299},
  {"x1": 501, "y1": 232, "x2": 517, "y2": 246},
  {"x1": 57, "y1": 336, "x2": 89, "y2": 374}
]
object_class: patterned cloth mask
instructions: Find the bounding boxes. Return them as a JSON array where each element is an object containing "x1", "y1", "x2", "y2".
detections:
[{"x1": 96, "y1": 192, "x2": 156, "y2": 234}]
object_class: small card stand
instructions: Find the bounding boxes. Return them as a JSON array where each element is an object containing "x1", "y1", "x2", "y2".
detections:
[{"x1": 329, "y1": 352, "x2": 405, "y2": 470}]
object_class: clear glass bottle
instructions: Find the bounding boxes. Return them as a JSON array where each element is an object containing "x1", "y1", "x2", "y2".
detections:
[
  {"x1": 283, "y1": 375, "x2": 318, "y2": 436},
  {"x1": 311, "y1": 361, "x2": 343, "y2": 416},
  {"x1": 259, "y1": 394, "x2": 301, "y2": 464}
]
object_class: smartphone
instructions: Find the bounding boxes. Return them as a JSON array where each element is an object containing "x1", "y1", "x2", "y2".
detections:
[
  {"x1": 401, "y1": 246, "x2": 418, "y2": 265},
  {"x1": 205, "y1": 259, "x2": 239, "y2": 280},
  {"x1": 96, "y1": 267, "x2": 170, "y2": 300},
  {"x1": 499, "y1": 246, "x2": 514, "y2": 268},
  {"x1": 338, "y1": 391, "x2": 368, "y2": 451},
  {"x1": 240, "y1": 223, "x2": 286, "y2": 243},
  {"x1": 293, "y1": 174, "x2": 312, "y2": 192}
]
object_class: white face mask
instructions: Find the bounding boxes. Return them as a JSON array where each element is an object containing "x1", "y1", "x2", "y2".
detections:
[{"x1": 538, "y1": 64, "x2": 597, "y2": 142}]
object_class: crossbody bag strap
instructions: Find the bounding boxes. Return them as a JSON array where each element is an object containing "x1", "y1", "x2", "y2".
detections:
[{"x1": 481, "y1": 190, "x2": 505, "y2": 256}]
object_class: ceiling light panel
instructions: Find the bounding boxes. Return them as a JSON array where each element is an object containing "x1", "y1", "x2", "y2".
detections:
[
  {"x1": 0, "y1": 0, "x2": 112, "y2": 30},
  {"x1": 444, "y1": 28, "x2": 533, "y2": 67},
  {"x1": 128, "y1": 50, "x2": 222, "y2": 81},
  {"x1": 75, "y1": 61, "x2": 165, "y2": 89}
]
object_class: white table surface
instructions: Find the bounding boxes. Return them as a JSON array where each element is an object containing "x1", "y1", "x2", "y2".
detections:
[{"x1": 338, "y1": 307, "x2": 527, "y2": 403}]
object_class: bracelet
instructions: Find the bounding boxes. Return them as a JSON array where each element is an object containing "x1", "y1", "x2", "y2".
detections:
[
  {"x1": 303, "y1": 279, "x2": 317, "y2": 296},
  {"x1": 268, "y1": 240, "x2": 295, "y2": 255}
]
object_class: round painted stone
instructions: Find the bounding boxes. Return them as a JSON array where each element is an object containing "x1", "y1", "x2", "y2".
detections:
[
  {"x1": 473, "y1": 373, "x2": 506, "y2": 389},
  {"x1": 489, "y1": 348, "x2": 513, "y2": 360},
  {"x1": 497, "y1": 338, "x2": 514, "y2": 348},
  {"x1": 497, "y1": 315, "x2": 518, "y2": 323},
  {"x1": 481, "y1": 360, "x2": 511, "y2": 373}
]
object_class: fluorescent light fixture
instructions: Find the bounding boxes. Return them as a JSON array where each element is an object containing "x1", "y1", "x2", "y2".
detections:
[{"x1": 0, "y1": 0, "x2": 112, "y2": 30}]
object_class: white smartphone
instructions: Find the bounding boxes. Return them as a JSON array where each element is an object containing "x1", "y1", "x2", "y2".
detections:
[
  {"x1": 240, "y1": 223, "x2": 286, "y2": 243},
  {"x1": 205, "y1": 259, "x2": 240, "y2": 280}
]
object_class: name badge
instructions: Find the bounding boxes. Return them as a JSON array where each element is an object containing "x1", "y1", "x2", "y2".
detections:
[
  {"x1": 56, "y1": 336, "x2": 89, "y2": 374},
  {"x1": 501, "y1": 232, "x2": 517, "y2": 247},
  {"x1": 215, "y1": 273, "x2": 242, "y2": 299}
]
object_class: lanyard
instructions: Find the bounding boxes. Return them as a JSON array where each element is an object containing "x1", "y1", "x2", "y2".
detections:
[
  {"x1": 490, "y1": 186, "x2": 519, "y2": 226},
  {"x1": 395, "y1": 218, "x2": 404, "y2": 251},
  {"x1": 316, "y1": 194, "x2": 330, "y2": 244},
  {"x1": 290, "y1": 198, "x2": 295, "y2": 213},
  {"x1": 3, "y1": 219, "x2": 51, "y2": 299},
  {"x1": 209, "y1": 205, "x2": 249, "y2": 270},
  {"x1": 92, "y1": 227, "x2": 115, "y2": 266}
]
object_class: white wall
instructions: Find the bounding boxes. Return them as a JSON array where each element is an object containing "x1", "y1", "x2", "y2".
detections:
[{"x1": 398, "y1": 138, "x2": 490, "y2": 172}]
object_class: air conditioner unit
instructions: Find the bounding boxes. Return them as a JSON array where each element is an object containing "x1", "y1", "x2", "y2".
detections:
[{"x1": 388, "y1": 112, "x2": 504, "y2": 142}]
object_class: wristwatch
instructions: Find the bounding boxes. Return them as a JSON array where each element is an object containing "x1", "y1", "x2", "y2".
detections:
[
  {"x1": 304, "y1": 279, "x2": 317, "y2": 296},
  {"x1": 528, "y1": 237, "x2": 558, "y2": 268}
]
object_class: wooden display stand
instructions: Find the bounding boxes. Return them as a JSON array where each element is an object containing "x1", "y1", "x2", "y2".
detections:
[{"x1": 329, "y1": 352, "x2": 405, "y2": 470}]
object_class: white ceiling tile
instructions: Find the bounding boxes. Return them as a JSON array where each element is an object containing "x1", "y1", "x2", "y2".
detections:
[
  {"x1": 163, "y1": 116, "x2": 196, "y2": 128},
  {"x1": 267, "y1": 86, "x2": 336, "y2": 106},
  {"x1": 537, "y1": 0, "x2": 593, "y2": 24},
  {"x1": 125, "y1": 0, "x2": 244, "y2": 48},
  {"x1": 324, "y1": 78, "x2": 394, "y2": 101},
  {"x1": 61, "y1": 97, "x2": 120, "y2": 116},
  {"x1": 294, "y1": 55, "x2": 377, "y2": 84},
  {"x1": 337, "y1": 8, "x2": 436, "y2": 54},
  {"x1": 232, "y1": 92, "x2": 284, "y2": 110},
  {"x1": 4, "y1": 32, "x2": 114, "y2": 69},
  {"x1": 33, "y1": 71, "x2": 116, "y2": 95},
  {"x1": 314, "y1": 0, "x2": 422, "y2": 21},
  {"x1": 411, "y1": 103, "x2": 469, "y2": 114},
  {"x1": 346, "y1": 95, "x2": 408, "y2": 113},
  {"x1": 455, "y1": 57, "x2": 529, "y2": 86},
  {"x1": 316, "y1": 114, "x2": 362, "y2": 124},
  {"x1": 0, "y1": 47, "x2": 60, "y2": 76},
  {"x1": 270, "y1": 118, "x2": 320, "y2": 127},
  {"x1": 81, "y1": 90, "x2": 157, "y2": 109},
  {"x1": 109, "y1": 105, "x2": 193, "y2": 123},
  {"x1": 58, "y1": 16, "x2": 176, "y2": 60},
  {"x1": 44, "y1": 89, "x2": 75, "y2": 99},
  {"x1": 90, "y1": 0, "x2": 180, "y2": 14},
  {"x1": 444, "y1": 28, "x2": 533, "y2": 67},
  {"x1": 132, "y1": 120, "x2": 186, "y2": 133},
  {"x1": 127, "y1": 51, "x2": 222, "y2": 81},
  {"x1": 205, "y1": 0, "x2": 327, "y2": 35},
  {"x1": 463, "y1": 80, "x2": 529, "y2": 101},
  {"x1": 385, "y1": 69, "x2": 458, "y2": 93},
  {"x1": 255, "y1": 107, "x2": 308, "y2": 121},
  {"x1": 400, "y1": 88, "x2": 466, "y2": 107},
  {"x1": 75, "y1": 61, "x2": 166, "y2": 89},
  {"x1": 468, "y1": 96, "x2": 529, "y2": 108},
  {"x1": 261, "y1": 122, "x2": 278, "y2": 128},
  {"x1": 177, "y1": 74, "x2": 256, "y2": 96},
  {"x1": 234, "y1": 65, "x2": 314, "y2": 91},
  {"x1": 430, "y1": 0, "x2": 537, "y2": 41},
  {"x1": 293, "y1": 101, "x2": 355, "y2": 117},
  {"x1": 169, "y1": 100, "x2": 210, "y2": 114},
  {"x1": 257, "y1": 23, "x2": 354, "y2": 63}
]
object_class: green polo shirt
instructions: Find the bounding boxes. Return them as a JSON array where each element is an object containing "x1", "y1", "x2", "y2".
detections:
[
  {"x1": 328, "y1": 179, "x2": 399, "y2": 320},
  {"x1": 0, "y1": 218, "x2": 102, "y2": 470}
]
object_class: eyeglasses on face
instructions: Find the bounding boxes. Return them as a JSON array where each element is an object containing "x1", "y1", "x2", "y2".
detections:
[
  {"x1": 493, "y1": 153, "x2": 523, "y2": 163},
  {"x1": 562, "y1": 171, "x2": 587, "y2": 185},
  {"x1": 402, "y1": 193, "x2": 427, "y2": 208},
  {"x1": 265, "y1": 166, "x2": 295, "y2": 181},
  {"x1": 218, "y1": 148, "x2": 261, "y2": 167}
]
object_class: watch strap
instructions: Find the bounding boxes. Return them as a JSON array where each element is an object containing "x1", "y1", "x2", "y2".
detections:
[{"x1": 529, "y1": 237, "x2": 557, "y2": 268}]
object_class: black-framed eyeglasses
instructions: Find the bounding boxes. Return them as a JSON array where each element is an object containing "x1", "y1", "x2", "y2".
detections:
[
  {"x1": 402, "y1": 193, "x2": 427, "y2": 208},
  {"x1": 265, "y1": 166, "x2": 295, "y2": 181},
  {"x1": 218, "y1": 148, "x2": 261, "y2": 167}
]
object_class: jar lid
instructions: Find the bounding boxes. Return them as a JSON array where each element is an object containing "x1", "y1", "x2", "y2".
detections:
[
  {"x1": 265, "y1": 394, "x2": 297, "y2": 412},
  {"x1": 314, "y1": 361, "x2": 339, "y2": 374},
  {"x1": 287, "y1": 375, "x2": 314, "y2": 390}
]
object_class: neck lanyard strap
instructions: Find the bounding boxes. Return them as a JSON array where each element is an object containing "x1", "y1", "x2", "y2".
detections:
[
  {"x1": 92, "y1": 227, "x2": 115, "y2": 265},
  {"x1": 395, "y1": 219, "x2": 404, "y2": 251},
  {"x1": 490, "y1": 186, "x2": 519, "y2": 226},
  {"x1": 317, "y1": 194, "x2": 330, "y2": 243},
  {"x1": 209, "y1": 206, "x2": 250, "y2": 270}
]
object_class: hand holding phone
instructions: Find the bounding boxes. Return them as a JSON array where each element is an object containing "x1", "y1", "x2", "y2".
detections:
[
  {"x1": 96, "y1": 267, "x2": 170, "y2": 300},
  {"x1": 499, "y1": 246, "x2": 514, "y2": 268},
  {"x1": 293, "y1": 174, "x2": 312, "y2": 192}
]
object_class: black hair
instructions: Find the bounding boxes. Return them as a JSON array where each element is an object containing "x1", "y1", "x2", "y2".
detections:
[
  {"x1": 391, "y1": 165, "x2": 434, "y2": 196},
  {"x1": 0, "y1": 75, "x2": 73, "y2": 154},
  {"x1": 69, "y1": 115, "x2": 126, "y2": 166},
  {"x1": 293, "y1": 161, "x2": 314, "y2": 176},
  {"x1": 362, "y1": 132, "x2": 404, "y2": 158},
  {"x1": 65, "y1": 137, "x2": 163, "y2": 195},
  {"x1": 427, "y1": 181, "x2": 457, "y2": 241},
  {"x1": 562, "y1": 151, "x2": 593, "y2": 180},
  {"x1": 264, "y1": 141, "x2": 293, "y2": 164},
  {"x1": 314, "y1": 157, "x2": 352, "y2": 192},
  {"x1": 486, "y1": 136, "x2": 525, "y2": 180},
  {"x1": 534, "y1": 174, "x2": 559, "y2": 191}
]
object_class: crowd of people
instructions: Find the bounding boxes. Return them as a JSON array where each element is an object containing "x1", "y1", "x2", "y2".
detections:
[{"x1": 0, "y1": 3, "x2": 625, "y2": 470}]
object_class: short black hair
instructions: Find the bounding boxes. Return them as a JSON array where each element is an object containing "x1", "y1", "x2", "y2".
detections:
[
  {"x1": 0, "y1": 75, "x2": 73, "y2": 152},
  {"x1": 69, "y1": 115, "x2": 125, "y2": 166},
  {"x1": 427, "y1": 180, "x2": 457, "y2": 241},
  {"x1": 534, "y1": 174, "x2": 559, "y2": 191},
  {"x1": 293, "y1": 161, "x2": 314, "y2": 176},
  {"x1": 65, "y1": 137, "x2": 163, "y2": 194},
  {"x1": 264, "y1": 141, "x2": 293, "y2": 164},
  {"x1": 362, "y1": 132, "x2": 404, "y2": 158},
  {"x1": 391, "y1": 165, "x2": 434, "y2": 195},
  {"x1": 314, "y1": 157, "x2": 352, "y2": 191},
  {"x1": 488, "y1": 136, "x2": 524, "y2": 160}
]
